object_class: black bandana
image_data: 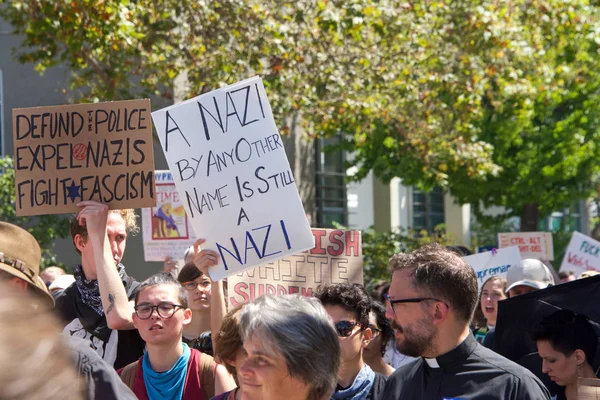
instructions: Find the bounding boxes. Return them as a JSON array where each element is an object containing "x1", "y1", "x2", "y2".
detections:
[{"x1": 74, "y1": 263, "x2": 126, "y2": 316}]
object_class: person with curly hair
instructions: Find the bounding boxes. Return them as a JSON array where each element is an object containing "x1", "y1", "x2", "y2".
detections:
[
  {"x1": 363, "y1": 301, "x2": 395, "y2": 376},
  {"x1": 315, "y1": 283, "x2": 387, "y2": 400}
]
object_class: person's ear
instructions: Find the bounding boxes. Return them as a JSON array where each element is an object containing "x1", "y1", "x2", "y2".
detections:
[
  {"x1": 432, "y1": 301, "x2": 450, "y2": 325},
  {"x1": 182, "y1": 308, "x2": 192, "y2": 325},
  {"x1": 362, "y1": 327, "x2": 373, "y2": 348},
  {"x1": 574, "y1": 349, "x2": 587, "y2": 365},
  {"x1": 74, "y1": 234, "x2": 87, "y2": 253},
  {"x1": 7, "y1": 277, "x2": 28, "y2": 293}
]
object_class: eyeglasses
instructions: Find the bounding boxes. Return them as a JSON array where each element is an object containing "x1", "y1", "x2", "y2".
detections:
[
  {"x1": 334, "y1": 320, "x2": 364, "y2": 337},
  {"x1": 384, "y1": 293, "x2": 448, "y2": 315},
  {"x1": 134, "y1": 302, "x2": 186, "y2": 320},
  {"x1": 181, "y1": 280, "x2": 211, "y2": 291},
  {"x1": 369, "y1": 325, "x2": 382, "y2": 338}
]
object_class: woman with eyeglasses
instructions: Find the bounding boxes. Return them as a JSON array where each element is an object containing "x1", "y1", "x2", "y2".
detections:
[
  {"x1": 118, "y1": 272, "x2": 236, "y2": 399},
  {"x1": 532, "y1": 310, "x2": 598, "y2": 400},
  {"x1": 177, "y1": 239, "x2": 227, "y2": 356},
  {"x1": 363, "y1": 301, "x2": 395, "y2": 377}
]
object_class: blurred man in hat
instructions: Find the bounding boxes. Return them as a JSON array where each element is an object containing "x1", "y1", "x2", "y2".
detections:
[
  {"x1": 0, "y1": 221, "x2": 136, "y2": 399},
  {"x1": 0, "y1": 221, "x2": 54, "y2": 307}
]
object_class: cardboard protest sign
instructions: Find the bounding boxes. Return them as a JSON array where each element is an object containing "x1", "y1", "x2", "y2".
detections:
[
  {"x1": 560, "y1": 231, "x2": 600, "y2": 276},
  {"x1": 13, "y1": 100, "x2": 155, "y2": 216},
  {"x1": 498, "y1": 232, "x2": 554, "y2": 260},
  {"x1": 141, "y1": 170, "x2": 197, "y2": 262},
  {"x1": 227, "y1": 229, "x2": 362, "y2": 307},
  {"x1": 151, "y1": 77, "x2": 313, "y2": 280},
  {"x1": 463, "y1": 246, "x2": 521, "y2": 291}
]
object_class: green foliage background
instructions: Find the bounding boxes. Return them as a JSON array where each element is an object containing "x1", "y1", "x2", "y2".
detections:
[{"x1": 0, "y1": 156, "x2": 69, "y2": 269}]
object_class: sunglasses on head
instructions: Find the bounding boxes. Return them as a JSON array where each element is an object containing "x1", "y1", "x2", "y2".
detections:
[{"x1": 334, "y1": 320, "x2": 364, "y2": 337}]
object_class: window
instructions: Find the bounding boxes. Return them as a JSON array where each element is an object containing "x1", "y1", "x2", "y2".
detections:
[
  {"x1": 412, "y1": 186, "x2": 445, "y2": 232},
  {"x1": 540, "y1": 202, "x2": 582, "y2": 232},
  {"x1": 315, "y1": 137, "x2": 347, "y2": 228}
]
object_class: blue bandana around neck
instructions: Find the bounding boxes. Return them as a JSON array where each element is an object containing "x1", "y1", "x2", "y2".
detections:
[
  {"x1": 331, "y1": 363, "x2": 375, "y2": 400},
  {"x1": 142, "y1": 343, "x2": 191, "y2": 400}
]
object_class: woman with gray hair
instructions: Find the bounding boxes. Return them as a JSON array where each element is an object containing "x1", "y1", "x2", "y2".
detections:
[{"x1": 237, "y1": 294, "x2": 341, "y2": 400}]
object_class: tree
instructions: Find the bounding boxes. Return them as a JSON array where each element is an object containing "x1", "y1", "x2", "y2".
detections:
[
  {"x1": 341, "y1": 1, "x2": 600, "y2": 231},
  {"x1": 0, "y1": 157, "x2": 70, "y2": 268},
  {"x1": 2, "y1": 1, "x2": 600, "y2": 231}
]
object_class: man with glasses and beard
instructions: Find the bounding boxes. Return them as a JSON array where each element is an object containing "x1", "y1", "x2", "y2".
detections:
[
  {"x1": 315, "y1": 283, "x2": 387, "y2": 400},
  {"x1": 382, "y1": 244, "x2": 551, "y2": 400}
]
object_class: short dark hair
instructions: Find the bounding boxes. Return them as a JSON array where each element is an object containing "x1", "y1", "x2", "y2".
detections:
[
  {"x1": 177, "y1": 261, "x2": 204, "y2": 284},
  {"x1": 531, "y1": 310, "x2": 598, "y2": 363},
  {"x1": 371, "y1": 301, "x2": 394, "y2": 356},
  {"x1": 558, "y1": 271, "x2": 575, "y2": 280},
  {"x1": 389, "y1": 243, "x2": 478, "y2": 322},
  {"x1": 314, "y1": 283, "x2": 370, "y2": 328},
  {"x1": 134, "y1": 273, "x2": 188, "y2": 308}
]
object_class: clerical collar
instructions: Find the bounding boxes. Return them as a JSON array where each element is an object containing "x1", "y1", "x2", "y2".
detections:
[
  {"x1": 423, "y1": 332, "x2": 478, "y2": 370},
  {"x1": 424, "y1": 357, "x2": 440, "y2": 368}
]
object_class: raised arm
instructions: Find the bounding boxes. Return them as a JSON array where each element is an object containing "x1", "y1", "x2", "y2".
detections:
[
  {"x1": 77, "y1": 201, "x2": 135, "y2": 330},
  {"x1": 191, "y1": 239, "x2": 227, "y2": 347}
]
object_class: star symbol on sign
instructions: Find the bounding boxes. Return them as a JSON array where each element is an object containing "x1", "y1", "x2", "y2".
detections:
[{"x1": 66, "y1": 180, "x2": 81, "y2": 203}]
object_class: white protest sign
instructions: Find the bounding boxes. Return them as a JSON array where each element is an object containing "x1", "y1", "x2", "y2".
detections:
[
  {"x1": 141, "y1": 170, "x2": 197, "y2": 262},
  {"x1": 463, "y1": 246, "x2": 522, "y2": 291},
  {"x1": 151, "y1": 76, "x2": 314, "y2": 280},
  {"x1": 498, "y1": 232, "x2": 554, "y2": 260},
  {"x1": 560, "y1": 231, "x2": 600, "y2": 276}
]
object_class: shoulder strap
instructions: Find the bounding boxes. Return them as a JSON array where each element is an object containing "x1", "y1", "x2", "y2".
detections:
[
  {"x1": 198, "y1": 352, "x2": 217, "y2": 399},
  {"x1": 120, "y1": 360, "x2": 139, "y2": 390}
]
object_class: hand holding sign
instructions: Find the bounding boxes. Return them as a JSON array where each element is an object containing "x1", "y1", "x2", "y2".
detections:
[
  {"x1": 76, "y1": 201, "x2": 110, "y2": 246},
  {"x1": 192, "y1": 239, "x2": 220, "y2": 279}
]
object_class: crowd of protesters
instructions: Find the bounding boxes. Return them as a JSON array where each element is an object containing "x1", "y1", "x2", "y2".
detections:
[{"x1": 1, "y1": 200, "x2": 599, "y2": 400}]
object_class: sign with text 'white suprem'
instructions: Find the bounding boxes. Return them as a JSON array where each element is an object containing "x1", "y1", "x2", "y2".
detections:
[
  {"x1": 463, "y1": 246, "x2": 521, "y2": 291},
  {"x1": 151, "y1": 77, "x2": 313, "y2": 280}
]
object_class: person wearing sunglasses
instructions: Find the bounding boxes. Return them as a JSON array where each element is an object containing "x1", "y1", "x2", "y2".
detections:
[
  {"x1": 118, "y1": 272, "x2": 236, "y2": 399},
  {"x1": 315, "y1": 283, "x2": 387, "y2": 400},
  {"x1": 363, "y1": 301, "x2": 396, "y2": 377},
  {"x1": 381, "y1": 243, "x2": 551, "y2": 400}
]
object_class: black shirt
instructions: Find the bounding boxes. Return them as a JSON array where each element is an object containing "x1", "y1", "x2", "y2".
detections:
[
  {"x1": 66, "y1": 336, "x2": 137, "y2": 399},
  {"x1": 383, "y1": 333, "x2": 551, "y2": 400},
  {"x1": 368, "y1": 373, "x2": 387, "y2": 400},
  {"x1": 55, "y1": 268, "x2": 145, "y2": 370}
]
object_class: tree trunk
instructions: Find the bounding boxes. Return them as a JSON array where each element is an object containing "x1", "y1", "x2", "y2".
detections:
[{"x1": 521, "y1": 204, "x2": 539, "y2": 232}]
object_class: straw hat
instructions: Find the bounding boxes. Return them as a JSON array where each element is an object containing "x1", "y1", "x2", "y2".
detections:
[{"x1": 0, "y1": 222, "x2": 54, "y2": 307}]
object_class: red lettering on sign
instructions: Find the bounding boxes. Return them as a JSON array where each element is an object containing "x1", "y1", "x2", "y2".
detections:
[
  {"x1": 328, "y1": 230, "x2": 344, "y2": 256},
  {"x1": 310, "y1": 229, "x2": 327, "y2": 255},
  {"x1": 346, "y1": 231, "x2": 360, "y2": 257}
]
